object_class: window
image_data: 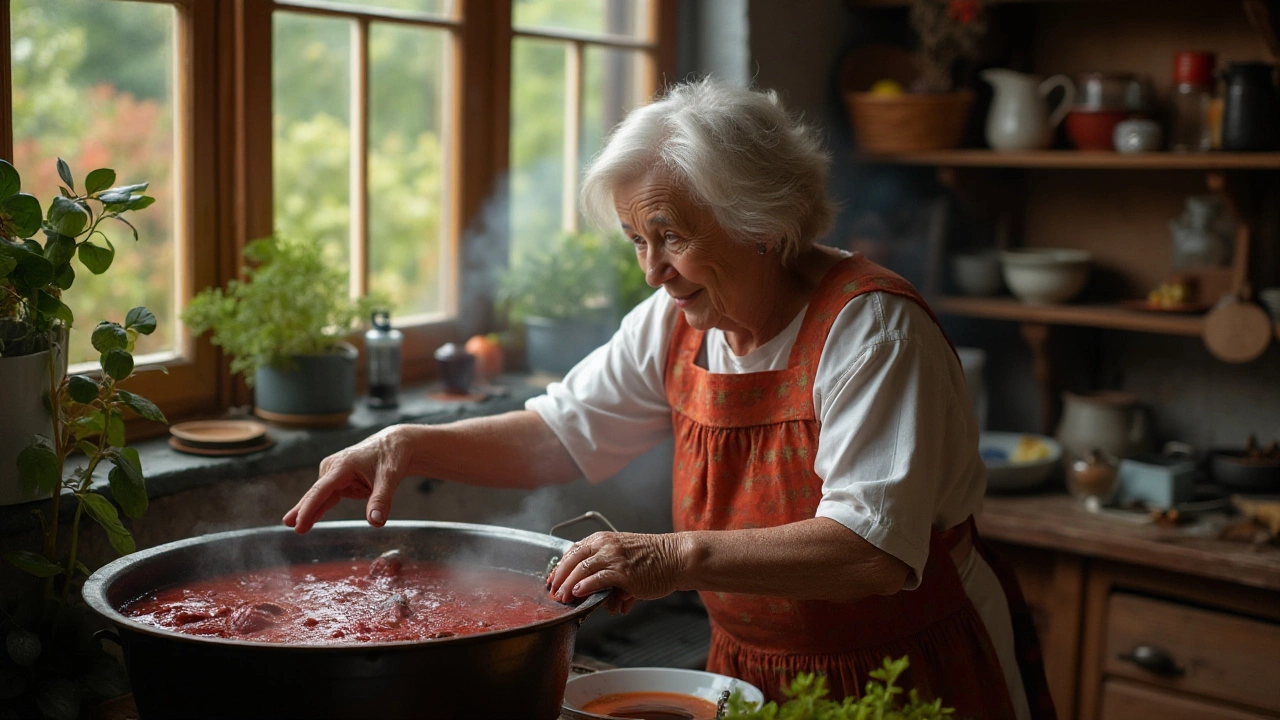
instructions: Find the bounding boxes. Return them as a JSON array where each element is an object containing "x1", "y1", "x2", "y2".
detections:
[
  {"x1": 2, "y1": 0, "x2": 673, "y2": 424},
  {"x1": 4, "y1": 0, "x2": 221, "y2": 418},
  {"x1": 510, "y1": 0, "x2": 661, "y2": 249},
  {"x1": 272, "y1": 0, "x2": 456, "y2": 322}
]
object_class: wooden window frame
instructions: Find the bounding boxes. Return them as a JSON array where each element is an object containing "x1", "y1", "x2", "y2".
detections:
[
  {"x1": 4, "y1": 0, "x2": 676, "y2": 423},
  {"x1": 1, "y1": 0, "x2": 224, "y2": 428}
]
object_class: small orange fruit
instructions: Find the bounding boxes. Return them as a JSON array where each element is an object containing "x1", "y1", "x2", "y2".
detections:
[{"x1": 465, "y1": 334, "x2": 504, "y2": 381}]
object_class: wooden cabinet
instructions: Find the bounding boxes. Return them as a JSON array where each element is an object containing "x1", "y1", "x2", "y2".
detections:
[
  {"x1": 980, "y1": 495, "x2": 1280, "y2": 720},
  {"x1": 1099, "y1": 679, "x2": 1277, "y2": 720}
]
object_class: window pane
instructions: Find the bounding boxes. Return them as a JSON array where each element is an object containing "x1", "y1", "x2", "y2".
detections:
[
  {"x1": 11, "y1": 0, "x2": 177, "y2": 366},
  {"x1": 514, "y1": 0, "x2": 648, "y2": 38},
  {"x1": 509, "y1": 38, "x2": 566, "y2": 260},
  {"x1": 273, "y1": 12, "x2": 352, "y2": 272},
  {"x1": 368, "y1": 23, "x2": 450, "y2": 319},
  {"x1": 290, "y1": 0, "x2": 453, "y2": 15},
  {"x1": 581, "y1": 46, "x2": 648, "y2": 167}
]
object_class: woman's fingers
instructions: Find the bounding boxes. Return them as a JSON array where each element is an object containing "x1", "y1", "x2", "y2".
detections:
[
  {"x1": 287, "y1": 461, "x2": 369, "y2": 534},
  {"x1": 365, "y1": 459, "x2": 401, "y2": 527},
  {"x1": 548, "y1": 532, "x2": 682, "y2": 603}
]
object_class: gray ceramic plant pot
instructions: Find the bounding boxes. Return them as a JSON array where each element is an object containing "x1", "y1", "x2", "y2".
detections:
[
  {"x1": 523, "y1": 316, "x2": 614, "y2": 376},
  {"x1": 253, "y1": 343, "x2": 357, "y2": 424},
  {"x1": 0, "y1": 345, "x2": 65, "y2": 506}
]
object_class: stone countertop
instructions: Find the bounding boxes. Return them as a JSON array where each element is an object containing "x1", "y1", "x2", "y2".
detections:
[
  {"x1": 978, "y1": 493, "x2": 1280, "y2": 592},
  {"x1": 0, "y1": 377, "x2": 550, "y2": 536}
]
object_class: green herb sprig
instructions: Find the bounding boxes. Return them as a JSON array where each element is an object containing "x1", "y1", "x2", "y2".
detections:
[{"x1": 723, "y1": 656, "x2": 955, "y2": 720}]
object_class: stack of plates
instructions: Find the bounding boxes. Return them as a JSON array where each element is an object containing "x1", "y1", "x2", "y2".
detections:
[{"x1": 169, "y1": 420, "x2": 274, "y2": 457}]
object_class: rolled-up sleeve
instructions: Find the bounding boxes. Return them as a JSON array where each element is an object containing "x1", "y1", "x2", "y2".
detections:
[
  {"x1": 525, "y1": 292, "x2": 675, "y2": 483},
  {"x1": 812, "y1": 295, "x2": 968, "y2": 590}
]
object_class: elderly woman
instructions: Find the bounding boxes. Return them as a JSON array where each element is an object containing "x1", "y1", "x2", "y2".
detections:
[{"x1": 284, "y1": 79, "x2": 1051, "y2": 718}]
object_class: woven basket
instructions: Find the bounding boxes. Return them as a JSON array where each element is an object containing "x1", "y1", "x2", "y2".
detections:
[{"x1": 844, "y1": 90, "x2": 974, "y2": 153}]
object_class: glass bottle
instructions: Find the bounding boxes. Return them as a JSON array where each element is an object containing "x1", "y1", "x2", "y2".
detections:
[
  {"x1": 1170, "y1": 51, "x2": 1216, "y2": 152},
  {"x1": 365, "y1": 311, "x2": 402, "y2": 408}
]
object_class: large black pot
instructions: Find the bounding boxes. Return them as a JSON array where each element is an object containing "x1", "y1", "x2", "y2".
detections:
[{"x1": 82, "y1": 520, "x2": 607, "y2": 720}]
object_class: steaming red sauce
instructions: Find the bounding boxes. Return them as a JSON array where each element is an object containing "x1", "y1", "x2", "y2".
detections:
[
  {"x1": 120, "y1": 559, "x2": 569, "y2": 644},
  {"x1": 581, "y1": 692, "x2": 718, "y2": 720}
]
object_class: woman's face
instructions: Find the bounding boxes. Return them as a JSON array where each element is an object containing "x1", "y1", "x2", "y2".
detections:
[{"x1": 614, "y1": 171, "x2": 757, "y2": 333}]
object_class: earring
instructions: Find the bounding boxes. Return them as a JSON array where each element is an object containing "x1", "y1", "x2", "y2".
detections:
[{"x1": 757, "y1": 243, "x2": 768, "y2": 255}]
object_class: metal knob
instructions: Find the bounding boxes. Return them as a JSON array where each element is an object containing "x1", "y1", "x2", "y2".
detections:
[{"x1": 1119, "y1": 645, "x2": 1185, "y2": 677}]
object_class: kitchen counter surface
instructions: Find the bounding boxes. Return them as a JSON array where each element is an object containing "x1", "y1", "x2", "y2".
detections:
[{"x1": 978, "y1": 493, "x2": 1280, "y2": 592}]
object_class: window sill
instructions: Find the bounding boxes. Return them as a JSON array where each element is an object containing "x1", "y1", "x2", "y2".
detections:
[{"x1": 0, "y1": 375, "x2": 552, "y2": 535}]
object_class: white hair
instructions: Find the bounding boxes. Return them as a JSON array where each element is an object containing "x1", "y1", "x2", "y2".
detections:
[{"x1": 581, "y1": 77, "x2": 835, "y2": 262}]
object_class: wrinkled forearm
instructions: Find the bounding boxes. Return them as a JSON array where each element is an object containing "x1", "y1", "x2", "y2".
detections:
[
  {"x1": 673, "y1": 517, "x2": 910, "y2": 602},
  {"x1": 394, "y1": 410, "x2": 581, "y2": 490}
]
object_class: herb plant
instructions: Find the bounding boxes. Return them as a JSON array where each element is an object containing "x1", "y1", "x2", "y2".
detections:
[
  {"x1": 723, "y1": 656, "x2": 955, "y2": 720},
  {"x1": 1, "y1": 158, "x2": 164, "y2": 720},
  {"x1": 0, "y1": 158, "x2": 153, "y2": 358},
  {"x1": 182, "y1": 235, "x2": 381, "y2": 384},
  {"x1": 499, "y1": 230, "x2": 650, "y2": 324}
]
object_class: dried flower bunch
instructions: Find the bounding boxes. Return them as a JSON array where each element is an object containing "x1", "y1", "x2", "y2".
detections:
[{"x1": 909, "y1": 0, "x2": 989, "y2": 93}]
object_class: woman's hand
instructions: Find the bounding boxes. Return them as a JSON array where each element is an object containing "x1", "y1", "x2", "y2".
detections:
[
  {"x1": 283, "y1": 425, "x2": 414, "y2": 533},
  {"x1": 547, "y1": 532, "x2": 687, "y2": 611}
]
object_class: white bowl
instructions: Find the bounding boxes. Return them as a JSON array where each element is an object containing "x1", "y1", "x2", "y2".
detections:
[
  {"x1": 999, "y1": 248, "x2": 1091, "y2": 305},
  {"x1": 980, "y1": 431, "x2": 1062, "y2": 492},
  {"x1": 951, "y1": 250, "x2": 1003, "y2": 296},
  {"x1": 562, "y1": 667, "x2": 765, "y2": 719}
]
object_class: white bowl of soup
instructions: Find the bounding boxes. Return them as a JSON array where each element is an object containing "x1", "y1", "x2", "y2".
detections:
[{"x1": 562, "y1": 667, "x2": 765, "y2": 720}]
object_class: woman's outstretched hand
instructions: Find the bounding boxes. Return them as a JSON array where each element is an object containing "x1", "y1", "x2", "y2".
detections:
[
  {"x1": 283, "y1": 426, "x2": 414, "y2": 533},
  {"x1": 547, "y1": 531, "x2": 688, "y2": 613}
]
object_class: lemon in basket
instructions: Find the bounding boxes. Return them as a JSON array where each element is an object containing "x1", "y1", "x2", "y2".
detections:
[{"x1": 868, "y1": 79, "x2": 906, "y2": 97}]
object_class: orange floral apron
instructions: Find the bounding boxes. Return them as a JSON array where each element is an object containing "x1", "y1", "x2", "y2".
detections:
[{"x1": 665, "y1": 254, "x2": 1055, "y2": 718}]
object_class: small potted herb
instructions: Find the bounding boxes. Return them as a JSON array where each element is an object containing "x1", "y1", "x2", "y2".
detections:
[
  {"x1": 182, "y1": 235, "x2": 382, "y2": 425},
  {"x1": 724, "y1": 656, "x2": 955, "y2": 719},
  {"x1": 499, "y1": 230, "x2": 649, "y2": 375}
]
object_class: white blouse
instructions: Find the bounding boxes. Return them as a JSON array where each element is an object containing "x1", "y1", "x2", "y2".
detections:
[
  {"x1": 526, "y1": 279, "x2": 1032, "y2": 719},
  {"x1": 526, "y1": 285, "x2": 987, "y2": 589}
]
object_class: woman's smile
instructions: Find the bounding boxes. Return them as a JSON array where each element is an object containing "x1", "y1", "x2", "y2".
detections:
[{"x1": 670, "y1": 289, "x2": 702, "y2": 308}]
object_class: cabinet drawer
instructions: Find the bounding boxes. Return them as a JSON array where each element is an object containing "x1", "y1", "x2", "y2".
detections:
[
  {"x1": 1103, "y1": 592, "x2": 1280, "y2": 713},
  {"x1": 1100, "y1": 678, "x2": 1275, "y2": 720}
]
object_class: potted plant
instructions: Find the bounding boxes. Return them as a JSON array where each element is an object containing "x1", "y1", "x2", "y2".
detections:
[
  {"x1": 0, "y1": 158, "x2": 166, "y2": 719},
  {"x1": 842, "y1": 0, "x2": 988, "y2": 152},
  {"x1": 499, "y1": 230, "x2": 649, "y2": 375},
  {"x1": 1, "y1": 158, "x2": 154, "y2": 505},
  {"x1": 182, "y1": 235, "x2": 381, "y2": 426}
]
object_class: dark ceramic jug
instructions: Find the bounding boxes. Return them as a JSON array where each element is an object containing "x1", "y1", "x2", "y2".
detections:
[
  {"x1": 1221, "y1": 61, "x2": 1279, "y2": 151},
  {"x1": 434, "y1": 342, "x2": 475, "y2": 394}
]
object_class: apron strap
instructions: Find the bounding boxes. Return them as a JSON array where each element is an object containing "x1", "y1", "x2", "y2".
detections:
[{"x1": 969, "y1": 516, "x2": 1060, "y2": 720}]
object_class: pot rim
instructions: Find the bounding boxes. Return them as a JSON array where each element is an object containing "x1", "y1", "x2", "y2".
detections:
[{"x1": 82, "y1": 519, "x2": 607, "y2": 652}]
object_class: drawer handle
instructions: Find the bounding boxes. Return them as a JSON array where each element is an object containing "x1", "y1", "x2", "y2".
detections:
[{"x1": 1120, "y1": 645, "x2": 1185, "y2": 677}]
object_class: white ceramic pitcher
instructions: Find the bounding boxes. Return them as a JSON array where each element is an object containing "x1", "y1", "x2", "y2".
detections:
[{"x1": 982, "y1": 69, "x2": 1076, "y2": 151}]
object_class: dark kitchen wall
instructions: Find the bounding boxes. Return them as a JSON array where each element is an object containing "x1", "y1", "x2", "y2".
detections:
[{"x1": 743, "y1": 0, "x2": 1280, "y2": 450}]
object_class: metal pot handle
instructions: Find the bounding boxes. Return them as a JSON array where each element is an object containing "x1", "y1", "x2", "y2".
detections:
[
  {"x1": 550, "y1": 511, "x2": 618, "y2": 538},
  {"x1": 93, "y1": 628, "x2": 122, "y2": 647}
]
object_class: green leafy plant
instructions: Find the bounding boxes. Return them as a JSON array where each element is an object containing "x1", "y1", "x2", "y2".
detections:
[
  {"x1": 1, "y1": 158, "x2": 164, "y2": 719},
  {"x1": 0, "y1": 158, "x2": 153, "y2": 358},
  {"x1": 181, "y1": 235, "x2": 382, "y2": 385},
  {"x1": 723, "y1": 656, "x2": 955, "y2": 720},
  {"x1": 499, "y1": 230, "x2": 650, "y2": 324}
]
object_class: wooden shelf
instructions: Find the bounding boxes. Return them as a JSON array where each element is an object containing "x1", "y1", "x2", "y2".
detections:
[
  {"x1": 860, "y1": 150, "x2": 1280, "y2": 170},
  {"x1": 934, "y1": 296, "x2": 1207, "y2": 336}
]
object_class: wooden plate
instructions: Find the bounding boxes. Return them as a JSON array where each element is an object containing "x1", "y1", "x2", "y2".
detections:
[
  {"x1": 169, "y1": 420, "x2": 268, "y2": 448},
  {"x1": 168, "y1": 435, "x2": 275, "y2": 457},
  {"x1": 1120, "y1": 299, "x2": 1213, "y2": 314}
]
